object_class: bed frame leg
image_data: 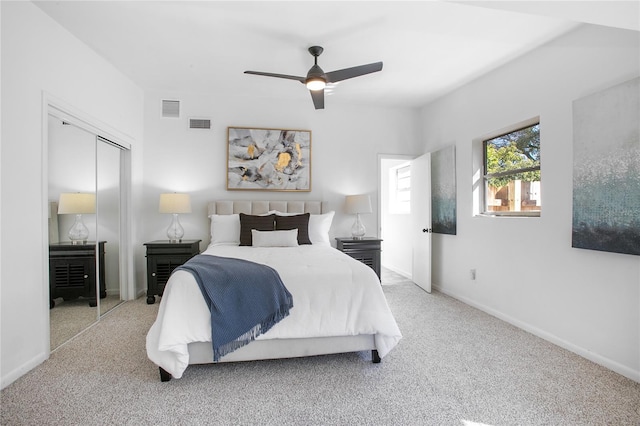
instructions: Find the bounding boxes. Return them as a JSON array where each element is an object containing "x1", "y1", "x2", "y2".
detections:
[
  {"x1": 159, "y1": 367, "x2": 172, "y2": 382},
  {"x1": 372, "y1": 350, "x2": 381, "y2": 363}
]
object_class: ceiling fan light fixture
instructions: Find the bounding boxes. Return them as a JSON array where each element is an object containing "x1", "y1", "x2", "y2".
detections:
[{"x1": 306, "y1": 78, "x2": 326, "y2": 91}]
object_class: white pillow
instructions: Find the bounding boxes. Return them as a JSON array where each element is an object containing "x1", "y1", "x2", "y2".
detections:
[
  {"x1": 251, "y1": 229, "x2": 299, "y2": 247},
  {"x1": 269, "y1": 210, "x2": 296, "y2": 216},
  {"x1": 209, "y1": 214, "x2": 240, "y2": 246},
  {"x1": 308, "y1": 211, "x2": 335, "y2": 245}
]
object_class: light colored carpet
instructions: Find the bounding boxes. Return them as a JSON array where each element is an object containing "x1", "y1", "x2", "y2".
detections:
[
  {"x1": 50, "y1": 295, "x2": 122, "y2": 350},
  {"x1": 3, "y1": 279, "x2": 639, "y2": 425}
]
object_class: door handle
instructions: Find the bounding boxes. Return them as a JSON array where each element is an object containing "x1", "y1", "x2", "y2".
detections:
[{"x1": 422, "y1": 228, "x2": 432, "y2": 233}]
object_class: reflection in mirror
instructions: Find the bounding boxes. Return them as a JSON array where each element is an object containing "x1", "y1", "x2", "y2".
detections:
[
  {"x1": 48, "y1": 116, "x2": 99, "y2": 350},
  {"x1": 97, "y1": 139, "x2": 122, "y2": 316}
]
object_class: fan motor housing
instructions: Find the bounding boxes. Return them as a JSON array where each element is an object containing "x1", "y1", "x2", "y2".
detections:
[{"x1": 308, "y1": 46, "x2": 324, "y2": 57}]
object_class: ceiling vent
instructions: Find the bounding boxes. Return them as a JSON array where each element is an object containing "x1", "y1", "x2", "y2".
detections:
[
  {"x1": 161, "y1": 100, "x2": 180, "y2": 118},
  {"x1": 189, "y1": 118, "x2": 212, "y2": 129}
]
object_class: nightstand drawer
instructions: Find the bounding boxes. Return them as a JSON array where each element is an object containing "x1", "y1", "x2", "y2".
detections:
[
  {"x1": 338, "y1": 240, "x2": 382, "y2": 252},
  {"x1": 145, "y1": 240, "x2": 201, "y2": 256}
]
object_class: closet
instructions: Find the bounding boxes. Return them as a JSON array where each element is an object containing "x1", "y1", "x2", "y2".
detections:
[{"x1": 47, "y1": 110, "x2": 129, "y2": 350}]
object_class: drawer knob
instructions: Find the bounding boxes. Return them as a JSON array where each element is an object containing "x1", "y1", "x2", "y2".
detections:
[
  {"x1": 83, "y1": 275, "x2": 89, "y2": 279},
  {"x1": 152, "y1": 272, "x2": 156, "y2": 277}
]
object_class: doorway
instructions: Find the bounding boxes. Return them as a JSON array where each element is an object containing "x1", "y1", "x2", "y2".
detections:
[
  {"x1": 378, "y1": 155, "x2": 414, "y2": 279},
  {"x1": 378, "y1": 153, "x2": 432, "y2": 292}
]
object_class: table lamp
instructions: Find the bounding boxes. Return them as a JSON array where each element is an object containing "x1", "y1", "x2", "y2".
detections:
[
  {"x1": 58, "y1": 192, "x2": 96, "y2": 245},
  {"x1": 345, "y1": 194, "x2": 372, "y2": 239},
  {"x1": 159, "y1": 193, "x2": 191, "y2": 242}
]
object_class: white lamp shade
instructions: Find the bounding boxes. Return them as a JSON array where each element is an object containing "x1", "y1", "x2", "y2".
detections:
[
  {"x1": 58, "y1": 193, "x2": 96, "y2": 214},
  {"x1": 345, "y1": 194, "x2": 372, "y2": 214},
  {"x1": 159, "y1": 193, "x2": 192, "y2": 214}
]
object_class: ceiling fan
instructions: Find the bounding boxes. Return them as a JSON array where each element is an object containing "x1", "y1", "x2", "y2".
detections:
[{"x1": 244, "y1": 46, "x2": 383, "y2": 110}]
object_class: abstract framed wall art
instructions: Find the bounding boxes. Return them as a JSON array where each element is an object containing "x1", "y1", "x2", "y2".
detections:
[
  {"x1": 431, "y1": 145, "x2": 457, "y2": 235},
  {"x1": 572, "y1": 77, "x2": 640, "y2": 256},
  {"x1": 227, "y1": 127, "x2": 311, "y2": 191}
]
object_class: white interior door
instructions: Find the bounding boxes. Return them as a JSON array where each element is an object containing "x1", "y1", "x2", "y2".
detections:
[{"x1": 411, "y1": 153, "x2": 432, "y2": 293}]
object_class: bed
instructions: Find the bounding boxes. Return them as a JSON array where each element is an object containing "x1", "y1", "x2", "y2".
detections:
[{"x1": 146, "y1": 200, "x2": 402, "y2": 381}]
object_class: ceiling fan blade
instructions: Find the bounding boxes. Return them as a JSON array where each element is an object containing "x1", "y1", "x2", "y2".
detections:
[
  {"x1": 310, "y1": 89, "x2": 324, "y2": 110},
  {"x1": 325, "y1": 62, "x2": 383, "y2": 83},
  {"x1": 244, "y1": 71, "x2": 305, "y2": 83}
]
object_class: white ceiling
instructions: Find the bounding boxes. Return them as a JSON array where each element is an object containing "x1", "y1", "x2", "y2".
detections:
[{"x1": 34, "y1": 1, "x2": 639, "y2": 109}]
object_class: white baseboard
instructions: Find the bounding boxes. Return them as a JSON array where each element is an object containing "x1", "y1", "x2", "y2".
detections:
[
  {"x1": 433, "y1": 284, "x2": 640, "y2": 383},
  {"x1": 1, "y1": 352, "x2": 47, "y2": 390}
]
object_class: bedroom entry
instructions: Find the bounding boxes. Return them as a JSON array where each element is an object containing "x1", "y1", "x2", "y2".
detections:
[{"x1": 378, "y1": 153, "x2": 432, "y2": 293}]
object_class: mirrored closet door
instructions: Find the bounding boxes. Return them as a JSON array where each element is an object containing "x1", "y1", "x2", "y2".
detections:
[
  {"x1": 96, "y1": 138, "x2": 122, "y2": 317},
  {"x1": 48, "y1": 115, "x2": 126, "y2": 350}
]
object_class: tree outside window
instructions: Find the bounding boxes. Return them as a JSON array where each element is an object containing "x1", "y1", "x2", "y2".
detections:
[{"x1": 484, "y1": 123, "x2": 540, "y2": 215}]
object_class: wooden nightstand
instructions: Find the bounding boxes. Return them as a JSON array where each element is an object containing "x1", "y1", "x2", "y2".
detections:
[
  {"x1": 49, "y1": 241, "x2": 106, "y2": 309},
  {"x1": 335, "y1": 237, "x2": 383, "y2": 279},
  {"x1": 144, "y1": 240, "x2": 201, "y2": 304}
]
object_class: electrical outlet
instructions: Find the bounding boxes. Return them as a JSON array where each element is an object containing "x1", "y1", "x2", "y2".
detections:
[{"x1": 470, "y1": 269, "x2": 476, "y2": 280}]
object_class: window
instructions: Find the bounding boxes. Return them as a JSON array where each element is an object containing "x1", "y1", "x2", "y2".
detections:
[
  {"x1": 389, "y1": 162, "x2": 410, "y2": 214},
  {"x1": 483, "y1": 122, "x2": 540, "y2": 216}
]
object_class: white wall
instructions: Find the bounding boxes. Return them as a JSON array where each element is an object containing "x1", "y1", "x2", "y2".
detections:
[
  {"x1": 0, "y1": 2, "x2": 144, "y2": 388},
  {"x1": 419, "y1": 24, "x2": 640, "y2": 381},
  {"x1": 141, "y1": 91, "x2": 420, "y2": 255}
]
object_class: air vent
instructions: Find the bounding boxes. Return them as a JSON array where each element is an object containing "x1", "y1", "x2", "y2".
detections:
[
  {"x1": 189, "y1": 118, "x2": 211, "y2": 129},
  {"x1": 161, "y1": 100, "x2": 180, "y2": 118}
]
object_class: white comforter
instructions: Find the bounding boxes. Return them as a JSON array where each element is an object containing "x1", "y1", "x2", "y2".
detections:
[{"x1": 146, "y1": 244, "x2": 402, "y2": 378}]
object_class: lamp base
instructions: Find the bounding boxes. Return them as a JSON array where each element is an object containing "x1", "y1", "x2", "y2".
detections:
[
  {"x1": 68, "y1": 214, "x2": 89, "y2": 245},
  {"x1": 166, "y1": 213, "x2": 184, "y2": 243},
  {"x1": 350, "y1": 213, "x2": 366, "y2": 240}
]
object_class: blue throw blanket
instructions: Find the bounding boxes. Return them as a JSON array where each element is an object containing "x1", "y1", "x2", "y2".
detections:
[{"x1": 176, "y1": 254, "x2": 293, "y2": 361}]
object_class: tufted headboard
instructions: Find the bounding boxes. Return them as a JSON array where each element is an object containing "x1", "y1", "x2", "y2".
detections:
[{"x1": 207, "y1": 200, "x2": 329, "y2": 216}]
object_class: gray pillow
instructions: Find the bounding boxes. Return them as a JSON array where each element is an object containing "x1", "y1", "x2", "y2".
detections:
[
  {"x1": 239, "y1": 213, "x2": 276, "y2": 246},
  {"x1": 275, "y1": 213, "x2": 311, "y2": 245}
]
